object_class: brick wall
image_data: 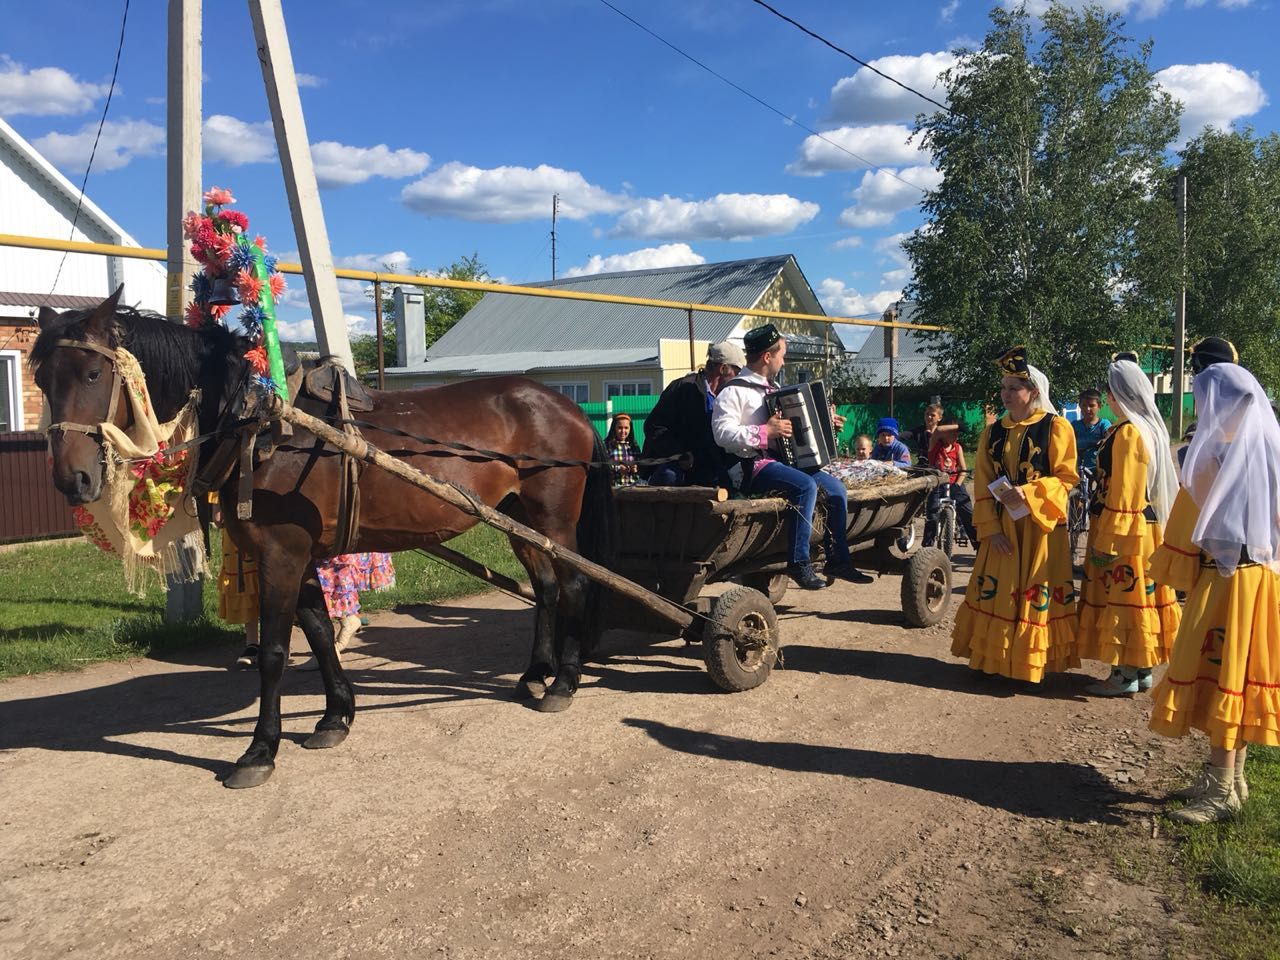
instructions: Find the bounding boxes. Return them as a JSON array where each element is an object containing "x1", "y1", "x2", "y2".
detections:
[{"x1": 1, "y1": 317, "x2": 43, "y2": 431}]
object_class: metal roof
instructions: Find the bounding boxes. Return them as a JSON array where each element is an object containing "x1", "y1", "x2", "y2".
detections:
[
  {"x1": 424, "y1": 255, "x2": 799, "y2": 359},
  {"x1": 0, "y1": 291, "x2": 104, "y2": 311},
  {"x1": 385, "y1": 347, "x2": 658, "y2": 378},
  {"x1": 844, "y1": 302, "x2": 951, "y2": 386}
]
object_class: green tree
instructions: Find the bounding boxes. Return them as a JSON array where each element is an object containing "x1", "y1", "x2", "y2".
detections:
[
  {"x1": 350, "y1": 253, "x2": 491, "y2": 377},
  {"x1": 905, "y1": 3, "x2": 1181, "y2": 399}
]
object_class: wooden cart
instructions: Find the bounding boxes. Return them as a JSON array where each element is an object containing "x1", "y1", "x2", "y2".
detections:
[{"x1": 609, "y1": 475, "x2": 952, "y2": 692}]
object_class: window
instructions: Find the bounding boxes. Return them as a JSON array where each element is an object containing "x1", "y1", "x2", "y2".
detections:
[
  {"x1": 604, "y1": 380, "x2": 653, "y2": 398},
  {"x1": 547, "y1": 382, "x2": 589, "y2": 403},
  {"x1": 0, "y1": 351, "x2": 21, "y2": 433}
]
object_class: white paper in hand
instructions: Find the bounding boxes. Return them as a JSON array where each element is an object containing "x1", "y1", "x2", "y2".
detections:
[{"x1": 988, "y1": 476, "x2": 1030, "y2": 520}]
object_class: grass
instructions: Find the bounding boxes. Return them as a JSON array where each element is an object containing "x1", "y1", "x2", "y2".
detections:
[
  {"x1": 0, "y1": 525, "x2": 525, "y2": 680},
  {"x1": 1167, "y1": 744, "x2": 1280, "y2": 960}
]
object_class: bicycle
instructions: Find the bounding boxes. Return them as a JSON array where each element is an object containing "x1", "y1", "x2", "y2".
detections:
[
  {"x1": 1067, "y1": 467, "x2": 1094, "y2": 566},
  {"x1": 925, "y1": 477, "x2": 971, "y2": 560}
]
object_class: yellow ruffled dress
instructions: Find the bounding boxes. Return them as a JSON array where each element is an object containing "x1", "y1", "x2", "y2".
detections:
[
  {"x1": 1076, "y1": 423, "x2": 1181, "y2": 666},
  {"x1": 951, "y1": 412, "x2": 1081, "y2": 682},
  {"x1": 1148, "y1": 489, "x2": 1280, "y2": 749}
]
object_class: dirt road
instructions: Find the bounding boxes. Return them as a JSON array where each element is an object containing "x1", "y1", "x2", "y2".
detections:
[{"x1": 0, "y1": 553, "x2": 1205, "y2": 959}]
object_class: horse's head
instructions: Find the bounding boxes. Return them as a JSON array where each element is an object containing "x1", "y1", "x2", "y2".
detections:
[{"x1": 31, "y1": 286, "x2": 128, "y2": 505}]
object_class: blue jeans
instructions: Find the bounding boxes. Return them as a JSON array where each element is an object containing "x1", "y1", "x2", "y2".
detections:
[{"x1": 750, "y1": 461, "x2": 851, "y2": 567}]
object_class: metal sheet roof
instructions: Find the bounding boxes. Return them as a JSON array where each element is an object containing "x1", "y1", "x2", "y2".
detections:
[
  {"x1": 385, "y1": 347, "x2": 658, "y2": 377},
  {"x1": 425, "y1": 255, "x2": 795, "y2": 358}
]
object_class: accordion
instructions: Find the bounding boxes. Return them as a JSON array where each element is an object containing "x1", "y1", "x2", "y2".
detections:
[{"x1": 765, "y1": 380, "x2": 838, "y2": 470}]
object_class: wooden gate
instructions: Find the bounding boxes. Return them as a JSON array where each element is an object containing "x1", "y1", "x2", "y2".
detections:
[{"x1": 0, "y1": 431, "x2": 78, "y2": 543}]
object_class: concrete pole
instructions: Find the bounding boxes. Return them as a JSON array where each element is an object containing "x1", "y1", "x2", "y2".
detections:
[
  {"x1": 1173, "y1": 172, "x2": 1188, "y2": 439},
  {"x1": 165, "y1": 0, "x2": 205, "y2": 623},
  {"x1": 247, "y1": 0, "x2": 353, "y2": 372}
]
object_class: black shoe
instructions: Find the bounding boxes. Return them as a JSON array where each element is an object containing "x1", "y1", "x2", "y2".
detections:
[
  {"x1": 788, "y1": 562, "x2": 828, "y2": 590},
  {"x1": 234, "y1": 644, "x2": 259, "y2": 670},
  {"x1": 825, "y1": 561, "x2": 874, "y2": 585}
]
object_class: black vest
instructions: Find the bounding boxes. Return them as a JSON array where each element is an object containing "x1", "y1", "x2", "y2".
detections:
[
  {"x1": 987, "y1": 413, "x2": 1056, "y2": 483},
  {"x1": 1090, "y1": 423, "x2": 1157, "y2": 521}
]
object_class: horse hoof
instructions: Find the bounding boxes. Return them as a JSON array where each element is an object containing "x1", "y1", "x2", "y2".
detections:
[
  {"x1": 225, "y1": 763, "x2": 274, "y2": 789},
  {"x1": 515, "y1": 679, "x2": 546, "y2": 700},
  {"x1": 302, "y1": 726, "x2": 349, "y2": 750},
  {"x1": 535, "y1": 693, "x2": 573, "y2": 713}
]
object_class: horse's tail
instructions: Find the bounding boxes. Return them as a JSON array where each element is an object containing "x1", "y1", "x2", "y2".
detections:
[{"x1": 577, "y1": 432, "x2": 617, "y2": 657}]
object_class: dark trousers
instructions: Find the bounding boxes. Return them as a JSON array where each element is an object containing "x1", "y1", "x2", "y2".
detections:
[
  {"x1": 924, "y1": 482, "x2": 977, "y2": 546},
  {"x1": 751, "y1": 461, "x2": 852, "y2": 567}
]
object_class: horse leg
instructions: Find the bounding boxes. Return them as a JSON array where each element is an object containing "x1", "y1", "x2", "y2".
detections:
[
  {"x1": 225, "y1": 534, "x2": 307, "y2": 789},
  {"x1": 537, "y1": 563, "x2": 591, "y2": 713},
  {"x1": 507, "y1": 535, "x2": 559, "y2": 701},
  {"x1": 296, "y1": 570, "x2": 356, "y2": 750}
]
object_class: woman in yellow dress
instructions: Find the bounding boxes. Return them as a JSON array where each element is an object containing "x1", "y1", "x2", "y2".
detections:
[
  {"x1": 1148, "y1": 350, "x2": 1280, "y2": 823},
  {"x1": 1078, "y1": 354, "x2": 1181, "y2": 695},
  {"x1": 952, "y1": 346, "x2": 1080, "y2": 684}
]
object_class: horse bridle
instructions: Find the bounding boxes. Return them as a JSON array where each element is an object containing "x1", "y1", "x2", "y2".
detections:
[{"x1": 44, "y1": 338, "x2": 124, "y2": 444}]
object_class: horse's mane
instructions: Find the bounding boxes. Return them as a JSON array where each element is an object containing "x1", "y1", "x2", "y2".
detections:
[{"x1": 31, "y1": 304, "x2": 249, "y2": 422}]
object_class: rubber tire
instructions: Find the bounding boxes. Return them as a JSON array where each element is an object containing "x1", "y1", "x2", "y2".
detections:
[
  {"x1": 744, "y1": 572, "x2": 789, "y2": 605},
  {"x1": 936, "y1": 509, "x2": 955, "y2": 560},
  {"x1": 901, "y1": 546, "x2": 951, "y2": 627},
  {"x1": 1067, "y1": 491, "x2": 1087, "y2": 565},
  {"x1": 703, "y1": 586, "x2": 780, "y2": 693}
]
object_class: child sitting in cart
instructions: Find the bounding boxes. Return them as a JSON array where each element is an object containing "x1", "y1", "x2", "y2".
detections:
[
  {"x1": 923, "y1": 421, "x2": 978, "y2": 548},
  {"x1": 853, "y1": 434, "x2": 873, "y2": 460},
  {"x1": 871, "y1": 418, "x2": 912, "y2": 469}
]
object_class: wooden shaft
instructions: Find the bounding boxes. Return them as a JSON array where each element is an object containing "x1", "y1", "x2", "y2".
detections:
[
  {"x1": 276, "y1": 403, "x2": 696, "y2": 630},
  {"x1": 422, "y1": 544, "x2": 536, "y2": 603}
]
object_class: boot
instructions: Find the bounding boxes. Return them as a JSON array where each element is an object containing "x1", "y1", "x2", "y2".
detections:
[
  {"x1": 1085, "y1": 667, "x2": 1138, "y2": 697},
  {"x1": 788, "y1": 562, "x2": 827, "y2": 591},
  {"x1": 335, "y1": 614, "x2": 362, "y2": 652},
  {"x1": 1168, "y1": 766, "x2": 1240, "y2": 824},
  {"x1": 1235, "y1": 748, "x2": 1249, "y2": 804},
  {"x1": 1171, "y1": 762, "x2": 1212, "y2": 800}
]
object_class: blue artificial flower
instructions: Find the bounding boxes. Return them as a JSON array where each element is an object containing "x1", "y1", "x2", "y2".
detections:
[
  {"x1": 228, "y1": 244, "x2": 256, "y2": 276},
  {"x1": 254, "y1": 375, "x2": 276, "y2": 393},
  {"x1": 190, "y1": 273, "x2": 211, "y2": 301},
  {"x1": 239, "y1": 303, "x2": 266, "y2": 330},
  {"x1": 262, "y1": 254, "x2": 278, "y2": 274}
]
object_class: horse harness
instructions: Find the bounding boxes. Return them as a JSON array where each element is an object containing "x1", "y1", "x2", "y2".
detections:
[{"x1": 44, "y1": 339, "x2": 126, "y2": 443}]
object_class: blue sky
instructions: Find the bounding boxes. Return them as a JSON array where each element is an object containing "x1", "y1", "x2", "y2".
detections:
[{"x1": 2, "y1": 0, "x2": 1275, "y2": 344}]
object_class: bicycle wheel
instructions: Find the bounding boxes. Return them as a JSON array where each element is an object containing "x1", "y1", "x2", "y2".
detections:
[
  {"x1": 937, "y1": 507, "x2": 956, "y2": 559},
  {"x1": 1067, "y1": 491, "x2": 1087, "y2": 563}
]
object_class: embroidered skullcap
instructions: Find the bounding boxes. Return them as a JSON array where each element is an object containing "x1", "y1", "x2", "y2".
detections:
[
  {"x1": 1111, "y1": 350, "x2": 1140, "y2": 364},
  {"x1": 743, "y1": 324, "x2": 782, "y2": 357},
  {"x1": 994, "y1": 345, "x2": 1031, "y2": 379},
  {"x1": 1190, "y1": 337, "x2": 1238, "y2": 375}
]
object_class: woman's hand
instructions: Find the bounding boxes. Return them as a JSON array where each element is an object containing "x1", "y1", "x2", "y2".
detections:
[
  {"x1": 997, "y1": 484, "x2": 1028, "y2": 509},
  {"x1": 987, "y1": 533, "x2": 1013, "y2": 555}
]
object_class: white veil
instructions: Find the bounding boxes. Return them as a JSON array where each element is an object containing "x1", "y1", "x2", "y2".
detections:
[
  {"x1": 1182, "y1": 363, "x2": 1280, "y2": 575},
  {"x1": 1027, "y1": 364, "x2": 1057, "y2": 415},
  {"x1": 1107, "y1": 359, "x2": 1178, "y2": 523}
]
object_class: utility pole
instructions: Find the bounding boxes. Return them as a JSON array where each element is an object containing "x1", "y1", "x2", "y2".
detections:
[
  {"x1": 164, "y1": 0, "x2": 204, "y2": 623},
  {"x1": 550, "y1": 193, "x2": 559, "y2": 280},
  {"x1": 1173, "y1": 172, "x2": 1188, "y2": 439},
  {"x1": 248, "y1": 0, "x2": 352, "y2": 371}
]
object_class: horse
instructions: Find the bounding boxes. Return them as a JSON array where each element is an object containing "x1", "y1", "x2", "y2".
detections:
[{"x1": 32, "y1": 286, "x2": 615, "y2": 788}]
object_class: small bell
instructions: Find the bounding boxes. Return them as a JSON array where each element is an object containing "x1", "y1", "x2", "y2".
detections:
[{"x1": 207, "y1": 277, "x2": 241, "y2": 307}]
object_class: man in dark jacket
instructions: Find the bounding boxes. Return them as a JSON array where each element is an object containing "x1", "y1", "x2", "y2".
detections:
[{"x1": 642, "y1": 340, "x2": 746, "y2": 486}]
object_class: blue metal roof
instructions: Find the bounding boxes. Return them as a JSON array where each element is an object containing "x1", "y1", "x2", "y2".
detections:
[{"x1": 425, "y1": 255, "x2": 797, "y2": 359}]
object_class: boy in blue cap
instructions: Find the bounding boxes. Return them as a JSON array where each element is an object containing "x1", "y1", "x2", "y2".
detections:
[{"x1": 871, "y1": 417, "x2": 913, "y2": 468}]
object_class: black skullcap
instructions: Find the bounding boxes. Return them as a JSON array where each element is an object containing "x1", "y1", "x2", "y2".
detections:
[
  {"x1": 994, "y1": 345, "x2": 1030, "y2": 379},
  {"x1": 1190, "y1": 337, "x2": 1238, "y2": 374},
  {"x1": 743, "y1": 324, "x2": 782, "y2": 357},
  {"x1": 1111, "y1": 350, "x2": 1140, "y2": 364}
]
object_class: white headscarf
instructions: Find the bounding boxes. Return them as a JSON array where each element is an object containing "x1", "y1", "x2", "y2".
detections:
[
  {"x1": 1182, "y1": 363, "x2": 1280, "y2": 575},
  {"x1": 1027, "y1": 364, "x2": 1057, "y2": 415},
  {"x1": 1107, "y1": 359, "x2": 1178, "y2": 524}
]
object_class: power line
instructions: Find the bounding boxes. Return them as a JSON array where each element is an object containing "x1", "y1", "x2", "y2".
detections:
[
  {"x1": 748, "y1": 0, "x2": 953, "y2": 116},
  {"x1": 47, "y1": 0, "x2": 131, "y2": 301},
  {"x1": 595, "y1": 0, "x2": 930, "y2": 193}
]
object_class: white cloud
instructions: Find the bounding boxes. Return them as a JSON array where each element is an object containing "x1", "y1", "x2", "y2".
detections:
[
  {"x1": 0, "y1": 56, "x2": 108, "y2": 116},
  {"x1": 827, "y1": 51, "x2": 956, "y2": 124},
  {"x1": 32, "y1": 118, "x2": 165, "y2": 172},
  {"x1": 787, "y1": 123, "x2": 928, "y2": 176},
  {"x1": 203, "y1": 115, "x2": 277, "y2": 165},
  {"x1": 874, "y1": 231, "x2": 914, "y2": 268},
  {"x1": 295, "y1": 73, "x2": 325, "y2": 88},
  {"x1": 1155, "y1": 62, "x2": 1268, "y2": 143},
  {"x1": 311, "y1": 141, "x2": 430, "y2": 187},
  {"x1": 817, "y1": 279, "x2": 902, "y2": 318},
  {"x1": 834, "y1": 236, "x2": 864, "y2": 250},
  {"x1": 939, "y1": 0, "x2": 960, "y2": 22},
  {"x1": 564, "y1": 243, "x2": 706, "y2": 278},
  {"x1": 401, "y1": 161, "x2": 627, "y2": 222},
  {"x1": 276, "y1": 250, "x2": 411, "y2": 319},
  {"x1": 612, "y1": 193, "x2": 819, "y2": 241},
  {"x1": 880, "y1": 267, "x2": 911, "y2": 288},
  {"x1": 334, "y1": 250, "x2": 413, "y2": 274},
  {"x1": 838, "y1": 167, "x2": 940, "y2": 228}
]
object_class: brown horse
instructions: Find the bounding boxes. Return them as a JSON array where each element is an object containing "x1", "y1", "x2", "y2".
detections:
[{"x1": 32, "y1": 288, "x2": 614, "y2": 788}]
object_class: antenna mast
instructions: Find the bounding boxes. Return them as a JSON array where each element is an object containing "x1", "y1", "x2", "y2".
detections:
[{"x1": 551, "y1": 193, "x2": 559, "y2": 280}]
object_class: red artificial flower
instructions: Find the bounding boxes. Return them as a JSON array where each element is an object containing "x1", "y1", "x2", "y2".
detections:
[
  {"x1": 217, "y1": 209, "x2": 250, "y2": 234},
  {"x1": 236, "y1": 268, "x2": 263, "y2": 304},
  {"x1": 182, "y1": 212, "x2": 212, "y2": 243},
  {"x1": 268, "y1": 272, "x2": 286, "y2": 299},
  {"x1": 253, "y1": 234, "x2": 268, "y2": 252},
  {"x1": 184, "y1": 302, "x2": 206, "y2": 329},
  {"x1": 209, "y1": 303, "x2": 232, "y2": 320},
  {"x1": 245, "y1": 344, "x2": 269, "y2": 373},
  {"x1": 203, "y1": 186, "x2": 235, "y2": 207}
]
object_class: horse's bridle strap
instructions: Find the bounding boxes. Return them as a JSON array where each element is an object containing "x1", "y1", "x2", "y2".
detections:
[{"x1": 46, "y1": 338, "x2": 124, "y2": 440}]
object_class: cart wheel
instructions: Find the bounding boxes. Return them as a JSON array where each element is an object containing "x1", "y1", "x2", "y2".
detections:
[
  {"x1": 744, "y1": 572, "x2": 789, "y2": 605},
  {"x1": 901, "y1": 547, "x2": 951, "y2": 627},
  {"x1": 936, "y1": 509, "x2": 956, "y2": 560},
  {"x1": 703, "y1": 586, "x2": 780, "y2": 692}
]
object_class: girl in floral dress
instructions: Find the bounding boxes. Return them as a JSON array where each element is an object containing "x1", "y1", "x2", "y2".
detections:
[{"x1": 298, "y1": 553, "x2": 396, "y2": 669}]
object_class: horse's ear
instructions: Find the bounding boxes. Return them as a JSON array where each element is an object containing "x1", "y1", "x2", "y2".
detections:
[
  {"x1": 84, "y1": 285, "x2": 124, "y2": 341},
  {"x1": 37, "y1": 306, "x2": 59, "y2": 329}
]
